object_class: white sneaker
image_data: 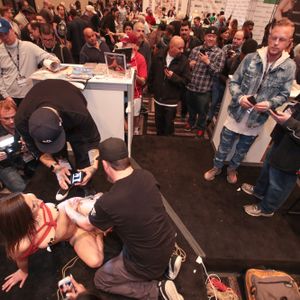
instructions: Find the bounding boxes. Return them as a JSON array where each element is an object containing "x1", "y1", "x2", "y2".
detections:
[
  {"x1": 158, "y1": 280, "x2": 184, "y2": 300},
  {"x1": 165, "y1": 255, "x2": 182, "y2": 280},
  {"x1": 55, "y1": 186, "x2": 71, "y2": 201}
]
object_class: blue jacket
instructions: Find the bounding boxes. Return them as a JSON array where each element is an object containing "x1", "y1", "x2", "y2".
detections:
[{"x1": 228, "y1": 47, "x2": 296, "y2": 128}]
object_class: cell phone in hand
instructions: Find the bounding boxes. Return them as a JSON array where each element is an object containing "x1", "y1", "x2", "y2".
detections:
[
  {"x1": 270, "y1": 108, "x2": 280, "y2": 115},
  {"x1": 200, "y1": 49, "x2": 206, "y2": 55},
  {"x1": 247, "y1": 96, "x2": 256, "y2": 105},
  {"x1": 58, "y1": 276, "x2": 74, "y2": 299},
  {"x1": 71, "y1": 171, "x2": 85, "y2": 185}
]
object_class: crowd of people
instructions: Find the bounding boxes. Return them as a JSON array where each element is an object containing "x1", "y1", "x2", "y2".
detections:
[{"x1": 0, "y1": 0, "x2": 300, "y2": 299}]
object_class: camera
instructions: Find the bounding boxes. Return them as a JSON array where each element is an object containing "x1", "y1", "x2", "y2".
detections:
[
  {"x1": 71, "y1": 171, "x2": 85, "y2": 185},
  {"x1": 58, "y1": 276, "x2": 74, "y2": 299},
  {"x1": 0, "y1": 134, "x2": 21, "y2": 159}
]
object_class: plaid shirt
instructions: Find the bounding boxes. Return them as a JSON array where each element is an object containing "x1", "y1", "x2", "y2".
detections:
[{"x1": 187, "y1": 45, "x2": 225, "y2": 93}]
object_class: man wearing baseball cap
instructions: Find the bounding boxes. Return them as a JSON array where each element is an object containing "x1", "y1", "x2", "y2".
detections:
[
  {"x1": 15, "y1": 79, "x2": 100, "y2": 200},
  {"x1": 185, "y1": 26, "x2": 225, "y2": 137},
  {"x1": 65, "y1": 137, "x2": 183, "y2": 300},
  {"x1": 0, "y1": 17, "x2": 58, "y2": 106}
]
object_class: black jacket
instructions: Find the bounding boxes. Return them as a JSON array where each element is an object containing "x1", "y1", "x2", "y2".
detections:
[
  {"x1": 270, "y1": 102, "x2": 300, "y2": 174},
  {"x1": 148, "y1": 49, "x2": 190, "y2": 105}
]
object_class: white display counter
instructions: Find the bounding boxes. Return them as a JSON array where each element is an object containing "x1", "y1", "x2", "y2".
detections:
[
  {"x1": 212, "y1": 80, "x2": 300, "y2": 166},
  {"x1": 30, "y1": 64, "x2": 135, "y2": 156}
]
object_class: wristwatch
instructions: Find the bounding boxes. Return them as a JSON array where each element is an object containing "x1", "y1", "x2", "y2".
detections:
[{"x1": 50, "y1": 162, "x2": 58, "y2": 171}]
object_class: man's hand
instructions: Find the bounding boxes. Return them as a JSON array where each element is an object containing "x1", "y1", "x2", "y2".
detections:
[
  {"x1": 0, "y1": 151, "x2": 8, "y2": 161},
  {"x1": 2, "y1": 269, "x2": 28, "y2": 292},
  {"x1": 254, "y1": 101, "x2": 270, "y2": 112},
  {"x1": 164, "y1": 68, "x2": 173, "y2": 78},
  {"x1": 239, "y1": 95, "x2": 254, "y2": 109},
  {"x1": 76, "y1": 165, "x2": 97, "y2": 186},
  {"x1": 269, "y1": 110, "x2": 292, "y2": 124},
  {"x1": 189, "y1": 60, "x2": 197, "y2": 69},
  {"x1": 199, "y1": 53, "x2": 210, "y2": 65},
  {"x1": 65, "y1": 275, "x2": 86, "y2": 300},
  {"x1": 55, "y1": 166, "x2": 71, "y2": 189}
]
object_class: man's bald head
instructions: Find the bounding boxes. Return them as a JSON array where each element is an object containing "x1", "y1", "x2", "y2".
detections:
[
  {"x1": 168, "y1": 36, "x2": 184, "y2": 57},
  {"x1": 83, "y1": 27, "x2": 97, "y2": 47}
]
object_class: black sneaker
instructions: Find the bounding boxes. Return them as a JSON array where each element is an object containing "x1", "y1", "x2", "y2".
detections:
[
  {"x1": 56, "y1": 186, "x2": 71, "y2": 201},
  {"x1": 158, "y1": 280, "x2": 184, "y2": 300},
  {"x1": 165, "y1": 255, "x2": 182, "y2": 280}
]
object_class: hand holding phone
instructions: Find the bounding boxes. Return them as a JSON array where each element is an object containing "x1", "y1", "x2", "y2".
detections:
[
  {"x1": 247, "y1": 96, "x2": 256, "y2": 105},
  {"x1": 58, "y1": 276, "x2": 74, "y2": 299}
]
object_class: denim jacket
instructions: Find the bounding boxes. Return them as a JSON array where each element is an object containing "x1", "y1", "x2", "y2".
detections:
[{"x1": 228, "y1": 47, "x2": 296, "y2": 128}]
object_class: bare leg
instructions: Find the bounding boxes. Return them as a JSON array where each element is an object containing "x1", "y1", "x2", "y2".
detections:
[{"x1": 70, "y1": 228, "x2": 104, "y2": 268}]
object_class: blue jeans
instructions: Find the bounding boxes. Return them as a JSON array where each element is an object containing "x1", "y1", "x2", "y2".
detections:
[
  {"x1": 186, "y1": 90, "x2": 211, "y2": 130},
  {"x1": 0, "y1": 166, "x2": 26, "y2": 192},
  {"x1": 214, "y1": 127, "x2": 257, "y2": 170},
  {"x1": 254, "y1": 144, "x2": 297, "y2": 213}
]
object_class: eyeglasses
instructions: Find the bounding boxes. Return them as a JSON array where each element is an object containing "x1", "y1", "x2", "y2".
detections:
[{"x1": 269, "y1": 35, "x2": 291, "y2": 43}]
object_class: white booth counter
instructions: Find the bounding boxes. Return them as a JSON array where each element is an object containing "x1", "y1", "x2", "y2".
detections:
[
  {"x1": 30, "y1": 64, "x2": 135, "y2": 156},
  {"x1": 212, "y1": 80, "x2": 300, "y2": 166}
]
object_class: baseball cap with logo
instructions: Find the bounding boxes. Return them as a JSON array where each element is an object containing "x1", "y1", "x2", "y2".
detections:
[
  {"x1": 29, "y1": 107, "x2": 66, "y2": 153},
  {"x1": 205, "y1": 26, "x2": 219, "y2": 35},
  {"x1": 0, "y1": 18, "x2": 11, "y2": 34}
]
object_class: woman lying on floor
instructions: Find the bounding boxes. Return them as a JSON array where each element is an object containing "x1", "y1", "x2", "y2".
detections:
[{"x1": 0, "y1": 192, "x2": 104, "y2": 292}]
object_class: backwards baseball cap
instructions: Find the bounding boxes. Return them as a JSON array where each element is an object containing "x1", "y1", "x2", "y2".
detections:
[
  {"x1": 205, "y1": 26, "x2": 219, "y2": 35},
  {"x1": 99, "y1": 137, "x2": 128, "y2": 162},
  {"x1": 29, "y1": 107, "x2": 66, "y2": 154},
  {"x1": 121, "y1": 32, "x2": 138, "y2": 45},
  {"x1": 0, "y1": 18, "x2": 11, "y2": 34}
]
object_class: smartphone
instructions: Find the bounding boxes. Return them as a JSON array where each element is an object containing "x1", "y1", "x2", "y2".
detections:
[
  {"x1": 71, "y1": 171, "x2": 85, "y2": 184},
  {"x1": 200, "y1": 49, "x2": 206, "y2": 55},
  {"x1": 58, "y1": 276, "x2": 74, "y2": 299},
  {"x1": 270, "y1": 108, "x2": 279, "y2": 115},
  {"x1": 247, "y1": 96, "x2": 256, "y2": 105}
]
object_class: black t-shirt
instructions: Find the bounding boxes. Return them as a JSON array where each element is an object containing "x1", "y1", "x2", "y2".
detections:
[
  {"x1": 89, "y1": 169, "x2": 175, "y2": 279},
  {"x1": 15, "y1": 79, "x2": 100, "y2": 158}
]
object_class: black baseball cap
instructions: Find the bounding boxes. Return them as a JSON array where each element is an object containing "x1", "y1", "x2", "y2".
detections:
[
  {"x1": 99, "y1": 137, "x2": 128, "y2": 162},
  {"x1": 0, "y1": 18, "x2": 11, "y2": 34},
  {"x1": 205, "y1": 26, "x2": 219, "y2": 35},
  {"x1": 29, "y1": 107, "x2": 66, "y2": 153}
]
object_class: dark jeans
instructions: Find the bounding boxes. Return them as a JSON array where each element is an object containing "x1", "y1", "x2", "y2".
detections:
[
  {"x1": 186, "y1": 90, "x2": 211, "y2": 130},
  {"x1": 180, "y1": 88, "x2": 188, "y2": 118},
  {"x1": 155, "y1": 103, "x2": 177, "y2": 136},
  {"x1": 0, "y1": 166, "x2": 26, "y2": 192},
  {"x1": 254, "y1": 144, "x2": 298, "y2": 213},
  {"x1": 208, "y1": 78, "x2": 225, "y2": 121},
  {"x1": 94, "y1": 252, "x2": 159, "y2": 300},
  {"x1": 214, "y1": 127, "x2": 257, "y2": 170}
]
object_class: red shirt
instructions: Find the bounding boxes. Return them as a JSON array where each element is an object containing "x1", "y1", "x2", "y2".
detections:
[
  {"x1": 146, "y1": 15, "x2": 156, "y2": 26},
  {"x1": 130, "y1": 51, "x2": 148, "y2": 98}
]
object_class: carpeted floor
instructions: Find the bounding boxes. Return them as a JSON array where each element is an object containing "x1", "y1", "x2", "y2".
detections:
[{"x1": 0, "y1": 135, "x2": 299, "y2": 300}]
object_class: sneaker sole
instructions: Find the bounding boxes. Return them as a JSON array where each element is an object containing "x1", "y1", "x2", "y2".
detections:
[
  {"x1": 165, "y1": 255, "x2": 182, "y2": 280},
  {"x1": 159, "y1": 281, "x2": 184, "y2": 300},
  {"x1": 241, "y1": 185, "x2": 264, "y2": 200},
  {"x1": 244, "y1": 206, "x2": 274, "y2": 217}
]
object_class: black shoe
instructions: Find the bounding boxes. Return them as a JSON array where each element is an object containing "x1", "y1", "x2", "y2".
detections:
[
  {"x1": 56, "y1": 186, "x2": 72, "y2": 201},
  {"x1": 158, "y1": 280, "x2": 183, "y2": 300},
  {"x1": 165, "y1": 255, "x2": 182, "y2": 280}
]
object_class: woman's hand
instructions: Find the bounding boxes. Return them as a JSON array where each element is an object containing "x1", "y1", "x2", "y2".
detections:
[
  {"x1": 65, "y1": 275, "x2": 86, "y2": 300},
  {"x1": 2, "y1": 269, "x2": 28, "y2": 292}
]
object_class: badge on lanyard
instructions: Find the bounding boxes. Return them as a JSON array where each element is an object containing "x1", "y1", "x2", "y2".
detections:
[{"x1": 17, "y1": 76, "x2": 26, "y2": 86}]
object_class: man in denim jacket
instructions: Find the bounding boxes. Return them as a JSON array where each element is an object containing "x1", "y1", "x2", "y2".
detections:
[{"x1": 204, "y1": 18, "x2": 296, "y2": 184}]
